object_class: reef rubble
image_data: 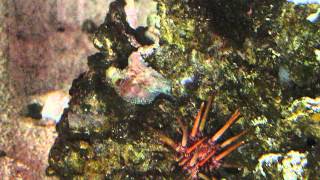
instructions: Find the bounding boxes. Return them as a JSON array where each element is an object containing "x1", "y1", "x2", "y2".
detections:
[{"x1": 47, "y1": 0, "x2": 320, "y2": 179}]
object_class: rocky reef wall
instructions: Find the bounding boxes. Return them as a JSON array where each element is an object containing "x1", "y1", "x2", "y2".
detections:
[{"x1": 47, "y1": 0, "x2": 320, "y2": 179}]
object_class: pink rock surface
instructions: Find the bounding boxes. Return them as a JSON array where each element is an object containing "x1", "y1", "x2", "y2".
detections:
[
  {"x1": 0, "y1": 0, "x2": 112, "y2": 178},
  {"x1": 107, "y1": 51, "x2": 171, "y2": 105},
  {"x1": 0, "y1": 117, "x2": 58, "y2": 179},
  {"x1": 6, "y1": 1, "x2": 95, "y2": 96}
]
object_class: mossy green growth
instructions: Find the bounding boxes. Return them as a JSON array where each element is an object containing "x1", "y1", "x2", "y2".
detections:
[
  {"x1": 282, "y1": 97, "x2": 320, "y2": 139},
  {"x1": 243, "y1": 96, "x2": 320, "y2": 178},
  {"x1": 157, "y1": 2, "x2": 196, "y2": 51},
  {"x1": 272, "y1": 3, "x2": 320, "y2": 86},
  {"x1": 255, "y1": 151, "x2": 309, "y2": 179},
  {"x1": 48, "y1": 0, "x2": 320, "y2": 179}
]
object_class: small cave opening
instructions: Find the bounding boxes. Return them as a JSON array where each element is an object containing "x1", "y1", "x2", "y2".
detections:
[{"x1": 25, "y1": 103, "x2": 43, "y2": 120}]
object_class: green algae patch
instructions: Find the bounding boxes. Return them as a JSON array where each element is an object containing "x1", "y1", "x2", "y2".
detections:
[
  {"x1": 255, "y1": 151, "x2": 309, "y2": 179},
  {"x1": 47, "y1": 0, "x2": 320, "y2": 179}
]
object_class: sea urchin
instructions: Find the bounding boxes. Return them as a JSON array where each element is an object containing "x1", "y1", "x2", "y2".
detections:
[{"x1": 160, "y1": 95, "x2": 247, "y2": 179}]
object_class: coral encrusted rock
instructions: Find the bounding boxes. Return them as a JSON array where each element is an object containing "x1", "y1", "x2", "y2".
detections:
[{"x1": 47, "y1": 0, "x2": 320, "y2": 179}]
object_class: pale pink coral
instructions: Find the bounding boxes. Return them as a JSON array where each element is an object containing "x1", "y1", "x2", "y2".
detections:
[
  {"x1": 106, "y1": 51, "x2": 171, "y2": 105},
  {"x1": 106, "y1": 0, "x2": 169, "y2": 104}
]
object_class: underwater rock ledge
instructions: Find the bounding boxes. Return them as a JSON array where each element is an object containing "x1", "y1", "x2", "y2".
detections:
[{"x1": 47, "y1": 0, "x2": 320, "y2": 179}]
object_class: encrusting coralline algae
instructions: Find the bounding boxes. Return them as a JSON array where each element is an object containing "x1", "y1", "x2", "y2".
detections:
[
  {"x1": 106, "y1": 50, "x2": 171, "y2": 105},
  {"x1": 105, "y1": 0, "x2": 171, "y2": 105}
]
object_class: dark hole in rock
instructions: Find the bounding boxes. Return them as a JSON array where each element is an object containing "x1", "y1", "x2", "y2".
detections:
[
  {"x1": 26, "y1": 103, "x2": 42, "y2": 119},
  {"x1": 57, "y1": 26, "x2": 65, "y2": 32},
  {"x1": 306, "y1": 137, "x2": 316, "y2": 147},
  {"x1": 16, "y1": 31, "x2": 26, "y2": 40},
  {"x1": 0, "y1": 150, "x2": 6, "y2": 157},
  {"x1": 134, "y1": 27, "x2": 155, "y2": 45}
]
